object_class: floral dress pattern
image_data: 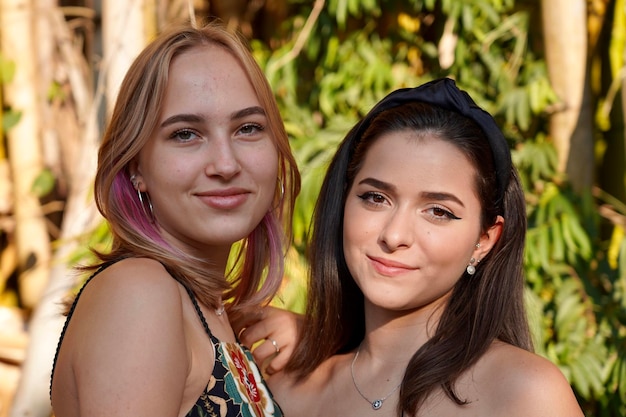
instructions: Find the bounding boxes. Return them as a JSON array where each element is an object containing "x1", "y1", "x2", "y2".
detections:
[
  {"x1": 184, "y1": 285, "x2": 283, "y2": 417},
  {"x1": 187, "y1": 335, "x2": 283, "y2": 417}
]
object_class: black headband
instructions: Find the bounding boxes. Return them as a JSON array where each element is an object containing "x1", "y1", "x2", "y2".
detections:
[{"x1": 351, "y1": 78, "x2": 512, "y2": 203}]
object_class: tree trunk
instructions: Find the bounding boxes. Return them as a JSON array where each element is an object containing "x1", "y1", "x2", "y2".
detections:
[
  {"x1": 7, "y1": 2, "x2": 100, "y2": 416},
  {"x1": 9, "y1": 1, "x2": 155, "y2": 416},
  {"x1": 0, "y1": 0, "x2": 51, "y2": 310},
  {"x1": 541, "y1": 0, "x2": 593, "y2": 192},
  {"x1": 597, "y1": 0, "x2": 626, "y2": 208},
  {"x1": 102, "y1": 0, "x2": 148, "y2": 114}
]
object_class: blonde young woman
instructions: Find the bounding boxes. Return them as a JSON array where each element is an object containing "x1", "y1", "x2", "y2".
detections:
[{"x1": 50, "y1": 22, "x2": 299, "y2": 417}]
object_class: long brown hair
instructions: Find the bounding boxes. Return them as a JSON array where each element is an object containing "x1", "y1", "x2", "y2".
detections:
[
  {"x1": 92, "y1": 22, "x2": 300, "y2": 312},
  {"x1": 287, "y1": 88, "x2": 529, "y2": 416}
]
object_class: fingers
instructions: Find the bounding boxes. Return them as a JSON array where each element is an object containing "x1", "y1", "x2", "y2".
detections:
[
  {"x1": 263, "y1": 339, "x2": 292, "y2": 375},
  {"x1": 268, "y1": 337, "x2": 280, "y2": 354},
  {"x1": 252, "y1": 338, "x2": 283, "y2": 375},
  {"x1": 238, "y1": 317, "x2": 271, "y2": 348},
  {"x1": 236, "y1": 306, "x2": 303, "y2": 375},
  {"x1": 231, "y1": 308, "x2": 264, "y2": 337}
]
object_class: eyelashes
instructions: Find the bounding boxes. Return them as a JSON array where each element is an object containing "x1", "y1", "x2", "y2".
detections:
[
  {"x1": 356, "y1": 192, "x2": 462, "y2": 221},
  {"x1": 169, "y1": 128, "x2": 199, "y2": 142},
  {"x1": 357, "y1": 191, "x2": 387, "y2": 206},
  {"x1": 430, "y1": 206, "x2": 461, "y2": 220},
  {"x1": 167, "y1": 123, "x2": 265, "y2": 143}
]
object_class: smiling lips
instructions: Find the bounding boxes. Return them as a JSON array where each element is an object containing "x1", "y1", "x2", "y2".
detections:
[
  {"x1": 196, "y1": 188, "x2": 250, "y2": 210},
  {"x1": 368, "y1": 255, "x2": 417, "y2": 277}
]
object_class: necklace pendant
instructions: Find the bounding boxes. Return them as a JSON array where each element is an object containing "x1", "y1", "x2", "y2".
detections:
[
  {"x1": 215, "y1": 303, "x2": 225, "y2": 316},
  {"x1": 372, "y1": 400, "x2": 383, "y2": 410}
]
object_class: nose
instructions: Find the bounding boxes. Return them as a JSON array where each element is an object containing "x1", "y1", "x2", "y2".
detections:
[
  {"x1": 206, "y1": 137, "x2": 241, "y2": 180},
  {"x1": 378, "y1": 207, "x2": 415, "y2": 251}
]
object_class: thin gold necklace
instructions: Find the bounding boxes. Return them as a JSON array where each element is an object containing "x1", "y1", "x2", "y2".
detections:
[{"x1": 350, "y1": 345, "x2": 402, "y2": 410}]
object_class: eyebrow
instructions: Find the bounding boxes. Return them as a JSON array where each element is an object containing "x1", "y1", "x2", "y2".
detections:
[
  {"x1": 358, "y1": 177, "x2": 465, "y2": 207},
  {"x1": 358, "y1": 177, "x2": 396, "y2": 192},
  {"x1": 160, "y1": 113, "x2": 203, "y2": 128},
  {"x1": 231, "y1": 106, "x2": 266, "y2": 120},
  {"x1": 420, "y1": 191, "x2": 465, "y2": 207},
  {"x1": 159, "y1": 106, "x2": 266, "y2": 128}
]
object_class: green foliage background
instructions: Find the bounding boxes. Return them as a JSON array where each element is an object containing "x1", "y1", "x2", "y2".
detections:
[
  {"x1": 21, "y1": 0, "x2": 621, "y2": 415},
  {"x1": 1, "y1": 1, "x2": 623, "y2": 415},
  {"x1": 251, "y1": 1, "x2": 625, "y2": 415}
]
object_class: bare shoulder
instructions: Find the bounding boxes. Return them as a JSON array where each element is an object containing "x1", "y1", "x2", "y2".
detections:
[
  {"x1": 78, "y1": 257, "x2": 185, "y2": 309},
  {"x1": 476, "y1": 342, "x2": 584, "y2": 417},
  {"x1": 268, "y1": 354, "x2": 348, "y2": 417},
  {"x1": 73, "y1": 257, "x2": 190, "y2": 346},
  {"x1": 53, "y1": 257, "x2": 193, "y2": 415},
  {"x1": 92, "y1": 257, "x2": 180, "y2": 292},
  {"x1": 68, "y1": 257, "x2": 188, "y2": 349}
]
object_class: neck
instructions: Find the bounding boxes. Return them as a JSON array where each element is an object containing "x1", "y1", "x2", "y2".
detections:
[{"x1": 361, "y1": 302, "x2": 443, "y2": 364}]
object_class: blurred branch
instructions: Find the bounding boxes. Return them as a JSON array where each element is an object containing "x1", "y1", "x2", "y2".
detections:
[{"x1": 266, "y1": 0, "x2": 324, "y2": 74}]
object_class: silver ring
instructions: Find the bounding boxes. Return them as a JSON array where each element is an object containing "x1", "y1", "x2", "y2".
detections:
[
  {"x1": 268, "y1": 338, "x2": 280, "y2": 354},
  {"x1": 237, "y1": 327, "x2": 247, "y2": 341}
]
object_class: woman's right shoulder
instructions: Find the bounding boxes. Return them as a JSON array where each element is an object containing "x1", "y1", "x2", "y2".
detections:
[
  {"x1": 91, "y1": 257, "x2": 179, "y2": 294},
  {"x1": 75, "y1": 257, "x2": 186, "y2": 319},
  {"x1": 55, "y1": 258, "x2": 193, "y2": 416}
]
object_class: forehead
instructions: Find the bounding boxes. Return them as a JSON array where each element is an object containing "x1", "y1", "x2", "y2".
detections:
[
  {"x1": 163, "y1": 45, "x2": 260, "y2": 112},
  {"x1": 358, "y1": 131, "x2": 478, "y2": 195}
]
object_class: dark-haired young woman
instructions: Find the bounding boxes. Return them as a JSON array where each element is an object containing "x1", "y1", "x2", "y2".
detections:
[{"x1": 240, "y1": 79, "x2": 583, "y2": 417}]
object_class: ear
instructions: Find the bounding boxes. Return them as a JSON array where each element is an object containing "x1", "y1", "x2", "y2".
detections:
[
  {"x1": 473, "y1": 215, "x2": 504, "y2": 260},
  {"x1": 128, "y1": 161, "x2": 147, "y2": 192}
]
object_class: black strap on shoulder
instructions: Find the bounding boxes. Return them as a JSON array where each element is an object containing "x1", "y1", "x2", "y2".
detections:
[
  {"x1": 49, "y1": 259, "x2": 119, "y2": 399},
  {"x1": 158, "y1": 263, "x2": 213, "y2": 339},
  {"x1": 49, "y1": 259, "x2": 215, "y2": 401},
  {"x1": 179, "y1": 283, "x2": 213, "y2": 339}
]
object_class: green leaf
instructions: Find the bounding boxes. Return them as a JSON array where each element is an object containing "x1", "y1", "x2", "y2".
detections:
[
  {"x1": 0, "y1": 55, "x2": 15, "y2": 84},
  {"x1": 2, "y1": 110, "x2": 21, "y2": 131},
  {"x1": 31, "y1": 168, "x2": 56, "y2": 197}
]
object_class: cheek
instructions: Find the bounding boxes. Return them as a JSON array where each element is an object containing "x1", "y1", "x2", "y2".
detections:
[
  {"x1": 138, "y1": 144, "x2": 192, "y2": 187},
  {"x1": 342, "y1": 203, "x2": 376, "y2": 260},
  {"x1": 149, "y1": 160, "x2": 195, "y2": 190},
  {"x1": 420, "y1": 229, "x2": 472, "y2": 271},
  {"x1": 258, "y1": 153, "x2": 279, "y2": 188},
  {"x1": 247, "y1": 142, "x2": 278, "y2": 175},
  {"x1": 247, "y1": 147, "x2": 279, "y2": 206}
]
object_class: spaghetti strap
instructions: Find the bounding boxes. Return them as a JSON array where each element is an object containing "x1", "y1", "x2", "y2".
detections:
[
  {"x1": 49, "y1": 260, "x2": 119, "y2": 399},
  {"x1": 178, "y1": 282, "x2": 214, "y2": 339},
  {"x1": 177, "y1": 283, "x2": 284, "y2": 416}
]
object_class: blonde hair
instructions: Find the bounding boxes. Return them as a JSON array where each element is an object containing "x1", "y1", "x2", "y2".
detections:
[{"x1": 93, "y1": 21, "x2": 300, "y2": 312}]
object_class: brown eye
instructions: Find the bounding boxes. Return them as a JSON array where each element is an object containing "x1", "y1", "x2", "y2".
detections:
[
  {"x1": 427, "y1": 205, "x2": 461, "y2": 221},
  {"x1": 357, "y1": 192, "x2": 389, "y2": 207},
  {"x1": 433, "y1": 207, "x2": 446, "y2": 217}
]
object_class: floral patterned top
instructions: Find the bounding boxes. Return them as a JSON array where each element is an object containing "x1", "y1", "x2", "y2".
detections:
[
  {"x1": 50, "y1": 260, "x2": 283, "y2": 417},
  {"x1": 184, "y1": 286, "x2": 283, "y2": 417}
]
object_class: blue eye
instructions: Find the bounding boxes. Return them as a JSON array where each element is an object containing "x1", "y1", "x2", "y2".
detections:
[
  {"x1": 170, "y1": 129, "x2": 200, "y2": 142},
  {"x1": 238, "y1": 123, "x2": 264, "y2": 136}
]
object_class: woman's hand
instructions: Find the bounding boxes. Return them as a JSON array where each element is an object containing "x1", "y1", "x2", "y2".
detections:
[{"x1": 235, "y1": 306, "x2": 303, "y2": 375}]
